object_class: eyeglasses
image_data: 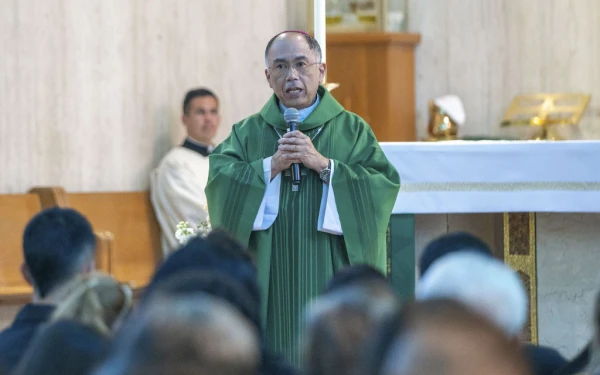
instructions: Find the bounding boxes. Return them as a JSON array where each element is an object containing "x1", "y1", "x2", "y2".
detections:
[{"x1": 269, "y1": 61, "x2": 321, "y2": 77}]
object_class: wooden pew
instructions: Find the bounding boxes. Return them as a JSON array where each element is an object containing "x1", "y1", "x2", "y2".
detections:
[
  {"x1": 30, "y1": 187, "x2": 162, "y2": 290},
  {"x1": 0, "y1": 191, "x2": 113, "y2": 303},
  {"x1": 0, "y1": 193, "x2": 41, "y2": 328},
  {"x1": 0, "y1": 193, "x2": 42, "y2": 297}
]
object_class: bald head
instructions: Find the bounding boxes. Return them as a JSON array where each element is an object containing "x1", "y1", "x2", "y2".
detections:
[
  {"x1": 96, "y1": 294, "x2": 260, "y2": 375},
  {"x1": 381, "y1": 300, "x2": 531, "y2": 375},
  {"x1": 264, "y1": 31, "x2": 326, "y2": 110},
  {"x1": 264, "y1": 31, "x2": 322, "y2": 66}
]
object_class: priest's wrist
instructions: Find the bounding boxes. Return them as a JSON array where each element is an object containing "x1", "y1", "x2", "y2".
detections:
[
  {"x1": 270, "y1": 165, "x2": 282, "y2": 181},
  {"x1": 270, "y1": 160, "x2": 285, "y2": 181},
  {"x1": 315, "y1": 156, "x2": 329, "y2": 172}
]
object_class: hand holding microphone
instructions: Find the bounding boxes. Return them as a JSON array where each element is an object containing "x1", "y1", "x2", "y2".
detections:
[
  {"x1": 283, "y1": 108, "x2": 302, "y2": 187},
  {"x1": 276, "y1": 109, "x2": 330, "y2": 186}
]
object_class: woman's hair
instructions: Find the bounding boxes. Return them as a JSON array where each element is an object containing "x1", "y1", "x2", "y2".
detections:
[{"x1": 51, "y1": 272, "x2": 133, "y2": 335}]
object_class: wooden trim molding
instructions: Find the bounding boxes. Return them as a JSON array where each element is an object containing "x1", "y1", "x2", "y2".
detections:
[
  {"x1": 28, "y1": 186, "x2": 69, "y2": 208},
  {"x1": 327, "y1": 32, "x2": 421, "y2": 46},
  {"x1": 504, "y1": 213, "x2": 537, "y2": 343}
]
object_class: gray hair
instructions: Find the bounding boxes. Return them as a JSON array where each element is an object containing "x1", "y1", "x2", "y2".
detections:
[
  {"x1": 416, "y1": 252, "x2": 528, "y2": 338},
  {"x1": 94, "y1": 294, "x2": 260, "y2": 375}
]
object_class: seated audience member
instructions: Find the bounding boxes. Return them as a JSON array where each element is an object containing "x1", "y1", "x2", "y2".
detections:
[
  {"x1": 151, "y1": 88, "x2": 221, "y2": 255},
  {"x1": 556, "y1": 285, "x2": 600, "y2": 375},
  {"x1": 417, "y1": 251, "x2": 566, "y2": 375},
  {"x1": 418, "y1": 231, "x2": 493, "y2": 277},
  {"x1": 374, "y1": 299, "x2": 531, "y2": 375},
  {"x1": 13, "y1": 320, "x2": 110, "y2": 375},
  {"x1": 324, "y1": 264, "x2": 389, "y2": 294},
  {"x1": 143, "y1": 229, "x2": 260, "y2": 307},
  {"x1": 140, "y1": 230, "x2": 297, "y2": 375},
  {"x1": 0, "y1": 208, "x2": 96, "y2": 373},
  {"x1": 417, "y1": 252, "x2": 528, "y2": 338},
  {"x1": 94, "y1": 294, "x2": 260, "y2": 375},
  {"x1": 50, "y1": 272, "x2": 133, "y2": 335},
  {"x1": 144, "y1": 271, "x2": 261, "y2": 339},
  {"x1": 303, "y1": 282, "x2": 399, "y2": 375}
]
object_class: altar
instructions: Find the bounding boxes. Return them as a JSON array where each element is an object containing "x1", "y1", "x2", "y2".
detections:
[{"x1": 382, "y1": 140, "x2": 600, "y2": 356}]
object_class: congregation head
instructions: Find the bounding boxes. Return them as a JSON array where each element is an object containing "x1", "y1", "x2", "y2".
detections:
[
  {"x1": 377, "y1": 299, "x2": 531, "y2": 375},
  {"x1": 304, "y1": 282, "x2": 400, "y2": 375},
  {"x1": 144, "y1": 270, "x2": 261, "y2": 337},
  {"x1": 324, "y1": 264, "x2": 389, "y2": 295},
  {"x1": 264, "y1": 31, "x2": 326, "y2": 110},
  {"x1": 143, "y1": 229, "x2": 260, "y2": 307},
  {"x1": 22, "y1": 207, "x2": 96, "y2": 299},
  {"x1": 416, "y1": 251, "x2": 528, "y2": 338},
  {"x1": 419, "y1": 231, "x2": 493, "y2": 277},
  {"x1": 50, "y1": 272, "x2": 133, "y2": 336},
  {"x1": 94, "y1": 294, "x2": 260, "y2": 375}
]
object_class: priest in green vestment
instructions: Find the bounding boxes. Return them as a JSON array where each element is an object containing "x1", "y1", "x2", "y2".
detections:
[{"x1": 205, "y1": 31, "x2": 400, "y2": 363}]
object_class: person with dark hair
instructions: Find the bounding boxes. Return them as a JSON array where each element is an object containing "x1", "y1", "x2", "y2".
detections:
[
  {"x1": 141, "y1": 230, "x2": 298, "y2": 375},
  {"x1": 151, "y1": 87, "x2": 221, "y2": 255},
  {"x1": 304, "y1": 283, "x2": 399, "y2": 375},
  {"x1": 0, "y1": 207, "x2": 96, "y2": 373},
  {"x1": 418, "y1": 231, "x2": 492, "y2": 277},
  {"x1": 324, "y1": 264, "x2": 389, "y2": 294},
  {"x1": 206, "y1": 30, "x2": 399, "y2": 363},
  {"x1": 13, "y1": 320, "x2": 110, "y2": 375},
  {"x1": 143, "y1": 229, "x2": 260, "y2": 306}
]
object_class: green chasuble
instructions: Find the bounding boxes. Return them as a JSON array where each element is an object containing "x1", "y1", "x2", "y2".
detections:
[{"x1": 206, "y1": 86, "x2": 400, "y2": 363}]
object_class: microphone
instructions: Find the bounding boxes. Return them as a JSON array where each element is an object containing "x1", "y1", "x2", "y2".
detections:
[{"x1": 283, "y1": 108, "x2": 301, "y2": 189}]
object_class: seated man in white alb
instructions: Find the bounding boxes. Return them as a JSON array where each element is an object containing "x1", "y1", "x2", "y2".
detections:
[{"x1": 151, "y1": 88, "x2": 221, "y2": 255}]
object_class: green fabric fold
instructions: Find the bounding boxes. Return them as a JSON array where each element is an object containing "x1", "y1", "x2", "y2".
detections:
[{"x1": 206, "y1": 86, "x2": 400, "y2": 364}]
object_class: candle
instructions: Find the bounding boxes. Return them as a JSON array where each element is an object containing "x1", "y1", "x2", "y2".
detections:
[{"x1": 314, "y1": 0, "x2": 326, "y2": 63}]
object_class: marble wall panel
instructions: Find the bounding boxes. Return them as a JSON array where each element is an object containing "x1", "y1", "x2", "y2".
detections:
[{"x1": 0, "y1": 0, "x2": 288, "y2": 193}]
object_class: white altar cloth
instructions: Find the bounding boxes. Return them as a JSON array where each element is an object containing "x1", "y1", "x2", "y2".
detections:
[{"x1": 381, "y1": 141, "x2": 600, "y2": 214}]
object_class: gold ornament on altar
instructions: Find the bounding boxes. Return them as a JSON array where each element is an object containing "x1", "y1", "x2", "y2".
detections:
[
  {"x1": 501, "y1": 93, "x2": 590, "y2": 140},
  {"x1": 425, "y1": 95, "x2": 466, "y2": 141}
]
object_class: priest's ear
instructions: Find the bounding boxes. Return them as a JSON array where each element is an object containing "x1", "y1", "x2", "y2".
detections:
[
  {"x1": 265, "y1": 68, "x2": 273, "y2": 89},
  {"x1": 318, "y1": 62, "x2": 327, "y2": 83}
]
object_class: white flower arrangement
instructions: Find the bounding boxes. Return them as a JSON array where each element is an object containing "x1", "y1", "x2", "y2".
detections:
[{"x1": 175, "y1": 212, "x2": 212, "y2": 245}]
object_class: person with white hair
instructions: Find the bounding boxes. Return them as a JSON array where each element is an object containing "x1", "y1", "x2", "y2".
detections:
[
  {"x1": 416, "y1": 251, "x2": 528, "y2": 338},
  {"x1": 416, "y1": 239, "x2": 567, "y2": 375}
]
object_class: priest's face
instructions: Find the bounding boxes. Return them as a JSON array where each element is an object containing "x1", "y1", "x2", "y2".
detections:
[
  {"x1": 182, "y1": 95, "x2": 220, "y2": 144},
  {"x1": 265, "y1": 33, "x2": 326, "y2": 110}
]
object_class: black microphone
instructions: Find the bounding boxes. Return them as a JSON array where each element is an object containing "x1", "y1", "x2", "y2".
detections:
[{"x1": 283, "y1": 108, "x2": 301, "y2": 189}]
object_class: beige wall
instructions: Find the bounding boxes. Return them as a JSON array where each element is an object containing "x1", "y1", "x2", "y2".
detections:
[
  {"x1": 410, "y1": 0, "x2": 600, "y2": 140},
  {"x1": 286, "y1": 0, "x2": 600, "y2": 140},
  {"x1": 0, "y1": 0, "x2": 288, "y2": 194},
  {"x1": 3, "y1": 0, "x2": 599, "y2": 193}
]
